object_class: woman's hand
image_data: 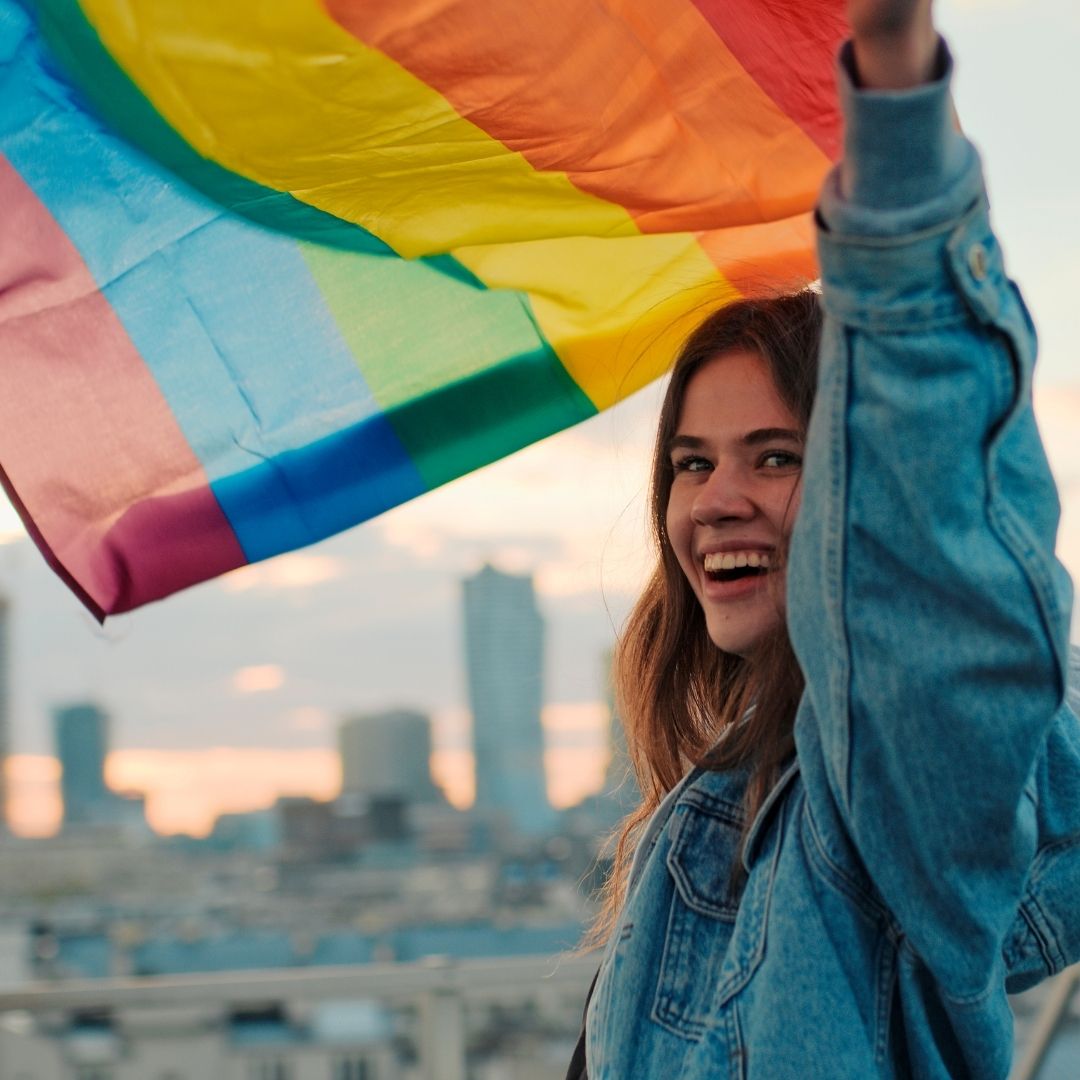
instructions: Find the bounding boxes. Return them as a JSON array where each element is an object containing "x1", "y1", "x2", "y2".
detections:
[{"x1": 848, "y1": 0, "x2": 939, "y2": 89}]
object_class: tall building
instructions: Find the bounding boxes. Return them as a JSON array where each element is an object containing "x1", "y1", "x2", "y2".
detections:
[
  {"x1": 53, "y1": 701, "x2": 112, "y2": 828},
  {"x1": 0, "y1": 595, "x2": 9, "y2": 833},
  {"x1": 463, "y1": 564, "x2": 552, "y2": 834},
  {"x1": 338, "y1": 708, "x2": 442, "y2": 805}
]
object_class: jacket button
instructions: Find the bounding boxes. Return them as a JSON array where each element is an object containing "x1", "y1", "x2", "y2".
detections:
[{"x1": 968, "y1": 243, "x2": 989, "y2": 281}]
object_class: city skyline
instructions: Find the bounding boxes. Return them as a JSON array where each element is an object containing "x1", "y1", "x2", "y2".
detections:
[
  {"x1": 0, "y1": 0, "x2": 1078, "y2": 843},
  {"x1": 0, "y1": 383, "x2": 1077, "y2": 838},
  {"x1": 3, "y1": 661, "x2": 614, "y2": 839},
  {"x1": 3, "y1": 702, "x2": 612, "y2": 839}
]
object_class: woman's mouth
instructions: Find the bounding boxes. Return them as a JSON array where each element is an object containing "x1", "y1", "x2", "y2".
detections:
[{"x1": 702, "y1": 550, "x2": 771, "y2": 584}]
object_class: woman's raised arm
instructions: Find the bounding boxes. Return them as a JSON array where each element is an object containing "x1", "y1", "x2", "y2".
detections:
[{"x1": 787, "y1": 0, "x2": 1075, "y2": 1003}]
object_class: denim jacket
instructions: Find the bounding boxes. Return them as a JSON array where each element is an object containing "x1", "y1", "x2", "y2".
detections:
[{"x1": 585, "y1": 44, "x2": 1079, "y2": 1079}]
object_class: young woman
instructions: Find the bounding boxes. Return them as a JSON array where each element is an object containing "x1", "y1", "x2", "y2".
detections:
[{"x1": 572, "y1": 1, "x2": 1080, "y2": 1076}]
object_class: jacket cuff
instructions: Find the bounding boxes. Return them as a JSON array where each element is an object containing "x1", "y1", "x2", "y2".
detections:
[{"x1": 818, "y1": 39, "x2": 984, "y2": 239}]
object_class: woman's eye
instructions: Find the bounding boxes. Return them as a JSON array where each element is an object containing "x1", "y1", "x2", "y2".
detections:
[
  {"x1": 760, "y1": 450, "x2": 802, "y2": 470},
  {"x1": 672, "y1": 455, "x2": 711, "y2": 474}
]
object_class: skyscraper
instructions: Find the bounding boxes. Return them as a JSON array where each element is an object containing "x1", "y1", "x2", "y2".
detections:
[
  {"x1": 0, "y1": 595, "x2": 9, "y2": 833},
  {"x1": 463, "y1": 564, "x2": 552, "y2": 834},
  {"x1": 53, "y1": 702, "x2": 111, "y2": 828},
  {"x1": 338, "y1": 708, "x2": 442, "y2": 804}
]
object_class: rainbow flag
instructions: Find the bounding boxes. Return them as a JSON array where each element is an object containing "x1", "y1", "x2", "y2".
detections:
[{"x1": 0, "y1": 0, "x2": 846, "y2": 619}]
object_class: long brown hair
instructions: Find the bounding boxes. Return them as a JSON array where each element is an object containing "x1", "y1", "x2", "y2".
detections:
[{"x1": 588, "y1": 289, "x2": 822, "y2": 947}]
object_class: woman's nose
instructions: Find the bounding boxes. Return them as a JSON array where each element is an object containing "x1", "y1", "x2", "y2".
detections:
[{"x1": 691, "y1": 467, "x2": 756, "y2": 525}]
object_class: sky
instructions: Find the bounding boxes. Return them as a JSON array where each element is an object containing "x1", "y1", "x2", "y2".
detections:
[{"x1": 1, "y1": 0, "x2": 1078, "y2": 838}]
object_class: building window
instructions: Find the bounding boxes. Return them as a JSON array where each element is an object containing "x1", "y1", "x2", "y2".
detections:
[
  {"x1": 247, "y1": 1061, "x2": 293, "y2": 1080},
  {"x1": 332, "y1": 1060, "x2": 371, "y2": 1080}
]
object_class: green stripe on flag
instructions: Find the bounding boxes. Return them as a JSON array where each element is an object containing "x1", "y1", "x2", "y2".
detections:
[{"x1": 303, "y1": 242, "x2": 596, "y2": 490}]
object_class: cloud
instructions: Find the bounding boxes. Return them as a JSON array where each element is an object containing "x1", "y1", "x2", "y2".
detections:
[
  {"x1": 379, "y1": 517, "x2": 445, "y2": 560},
  {"x1": 231, "y1": 664, "x2": 285, "y2": 694},
  {"x1": 5, "y1": 755, "x2": 62, "y2": 837},
  {"x1": 287, "y1": 706, "x2": 333, "y2": 733},
  {"x1": 106, "y1": 748, "x2": 342, "y2": 836},
  {"x1": 543, "y1": 700, "x2": 610, "y2": 736},
  {"x1": 220, "y1": 552, "x2": 345, "y2": 592}
]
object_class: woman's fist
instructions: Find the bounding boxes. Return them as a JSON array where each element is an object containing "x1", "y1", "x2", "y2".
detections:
[
  {"x1": 848, "y1": 0, "x2": 938, "y2": 88},
  {"x1": 847, "y1": 0, "x2": 930, "y2": 40}
]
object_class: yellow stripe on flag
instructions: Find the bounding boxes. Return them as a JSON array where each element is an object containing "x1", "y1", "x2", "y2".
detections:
[
  {"x1": 79, "y1": 0, "x2": 734, "y2": 409},
  {"x1": 77, "y1": 0, "x2": 638, "y2": 257},
  {"x1": 457, "y1": 233, "x2": 733, "y2": 411}
]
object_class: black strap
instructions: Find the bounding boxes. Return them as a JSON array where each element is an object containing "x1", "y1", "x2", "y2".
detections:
[{"x1": 565, "y1": 968, "x2": 599, "y2": 1080}]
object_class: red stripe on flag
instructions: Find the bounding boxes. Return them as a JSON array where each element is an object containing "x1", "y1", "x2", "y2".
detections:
[{"x1": 691, "y1": 0, "x2": 847, "y2": 160}]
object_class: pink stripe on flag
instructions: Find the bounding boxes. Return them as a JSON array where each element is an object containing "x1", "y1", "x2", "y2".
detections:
[{"x1": 0, "y1": 155, "x2": 247, "y2": 617}]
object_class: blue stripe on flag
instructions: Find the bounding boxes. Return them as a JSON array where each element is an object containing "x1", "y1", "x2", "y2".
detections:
[{"x1": 0, "y1": 3, "x2": 425, "y2": 558}]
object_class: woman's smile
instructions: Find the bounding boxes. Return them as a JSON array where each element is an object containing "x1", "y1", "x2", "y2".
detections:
[{"x1": 665, "y1": 349, "x2": 804, "y2": 656}]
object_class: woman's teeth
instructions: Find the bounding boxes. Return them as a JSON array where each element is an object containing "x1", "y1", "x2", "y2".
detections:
[{"x1": 703, "y1": 551, "x2": 771, "y2": 572}]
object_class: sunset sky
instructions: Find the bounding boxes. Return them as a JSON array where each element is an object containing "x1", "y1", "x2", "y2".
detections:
[
  {"x1": 5, "y1": 701, "x2": 613, "y2": 837},
  {"x1": 1, "y1": 0, "x2": 1078, "y2": 839}
]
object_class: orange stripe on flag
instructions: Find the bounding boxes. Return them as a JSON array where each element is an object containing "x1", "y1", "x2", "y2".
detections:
[
  {"x1": 328, "y1": 0, "x2": 832, "y2": 236},
  {"x1": 696, "y1": 212, "x2": 820, "y2": 298}
]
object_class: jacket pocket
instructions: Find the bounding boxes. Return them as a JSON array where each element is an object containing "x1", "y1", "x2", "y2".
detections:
[{"x1": 651, "y1": 787, "x2": 778, "y2": 1041}]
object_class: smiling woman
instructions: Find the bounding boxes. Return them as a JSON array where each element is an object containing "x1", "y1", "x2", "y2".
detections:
[
  {"x1": 575, "y1": 3, "x2": 1080, "y2": 1076},
  {"x1": 591, "y1": 291, "x2": 822, "y2": 944}
]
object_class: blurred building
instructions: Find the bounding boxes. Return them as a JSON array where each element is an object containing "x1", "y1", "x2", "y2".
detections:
[
  {"x1": 53, "y1": 701, "x2": 147, "y2": 833},
  {"x1": 54, "y1": 701, "x2": 110, "y2": 828},
  {"x1": 338, "y1": 708, "x2": 442, "y2": 805},
  {"x1": 0, "y1": 991, "x2": 401, "y2": 1080},
  {"x1": 0, "y1": 594, "x2": 9, "y2": 833},
  {"x1": 206, "y1": 806, "x2": 281, "y2": 852},
  {"x1": 463, "y1": 565, "x2": 552, "y2": 835},
  {"x1": 562, "y1": 650, "x2": 639, "y2": 858},
  {"x1": 0, "y1": 954, "x2": 598, "y2": 1080}
]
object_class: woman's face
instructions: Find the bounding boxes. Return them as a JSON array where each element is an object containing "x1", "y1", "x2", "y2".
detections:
[{"x1": 665, "y1": 350, "x2": 804, "y2": 657}]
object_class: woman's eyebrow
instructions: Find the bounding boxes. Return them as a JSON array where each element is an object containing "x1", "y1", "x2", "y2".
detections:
[
  {"x1": 742, "y1": 427, "x2": 802, "y2": 446},
  {"x1": 668, "y1": 434, "x2": 705, "y2": 452},
  {"x1": 668, "y1": 428, "x2": 802, "y2": 454}
]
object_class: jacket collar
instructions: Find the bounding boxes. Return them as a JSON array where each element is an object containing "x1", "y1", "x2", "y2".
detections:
[{"x1": 741, "y1": 756, "x2": 801, "y2": 872}]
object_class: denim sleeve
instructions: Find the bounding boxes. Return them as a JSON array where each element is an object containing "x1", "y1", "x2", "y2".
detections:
[{"x1": 788, "y1": 42, "x2": 1075, "y2": 1003}]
